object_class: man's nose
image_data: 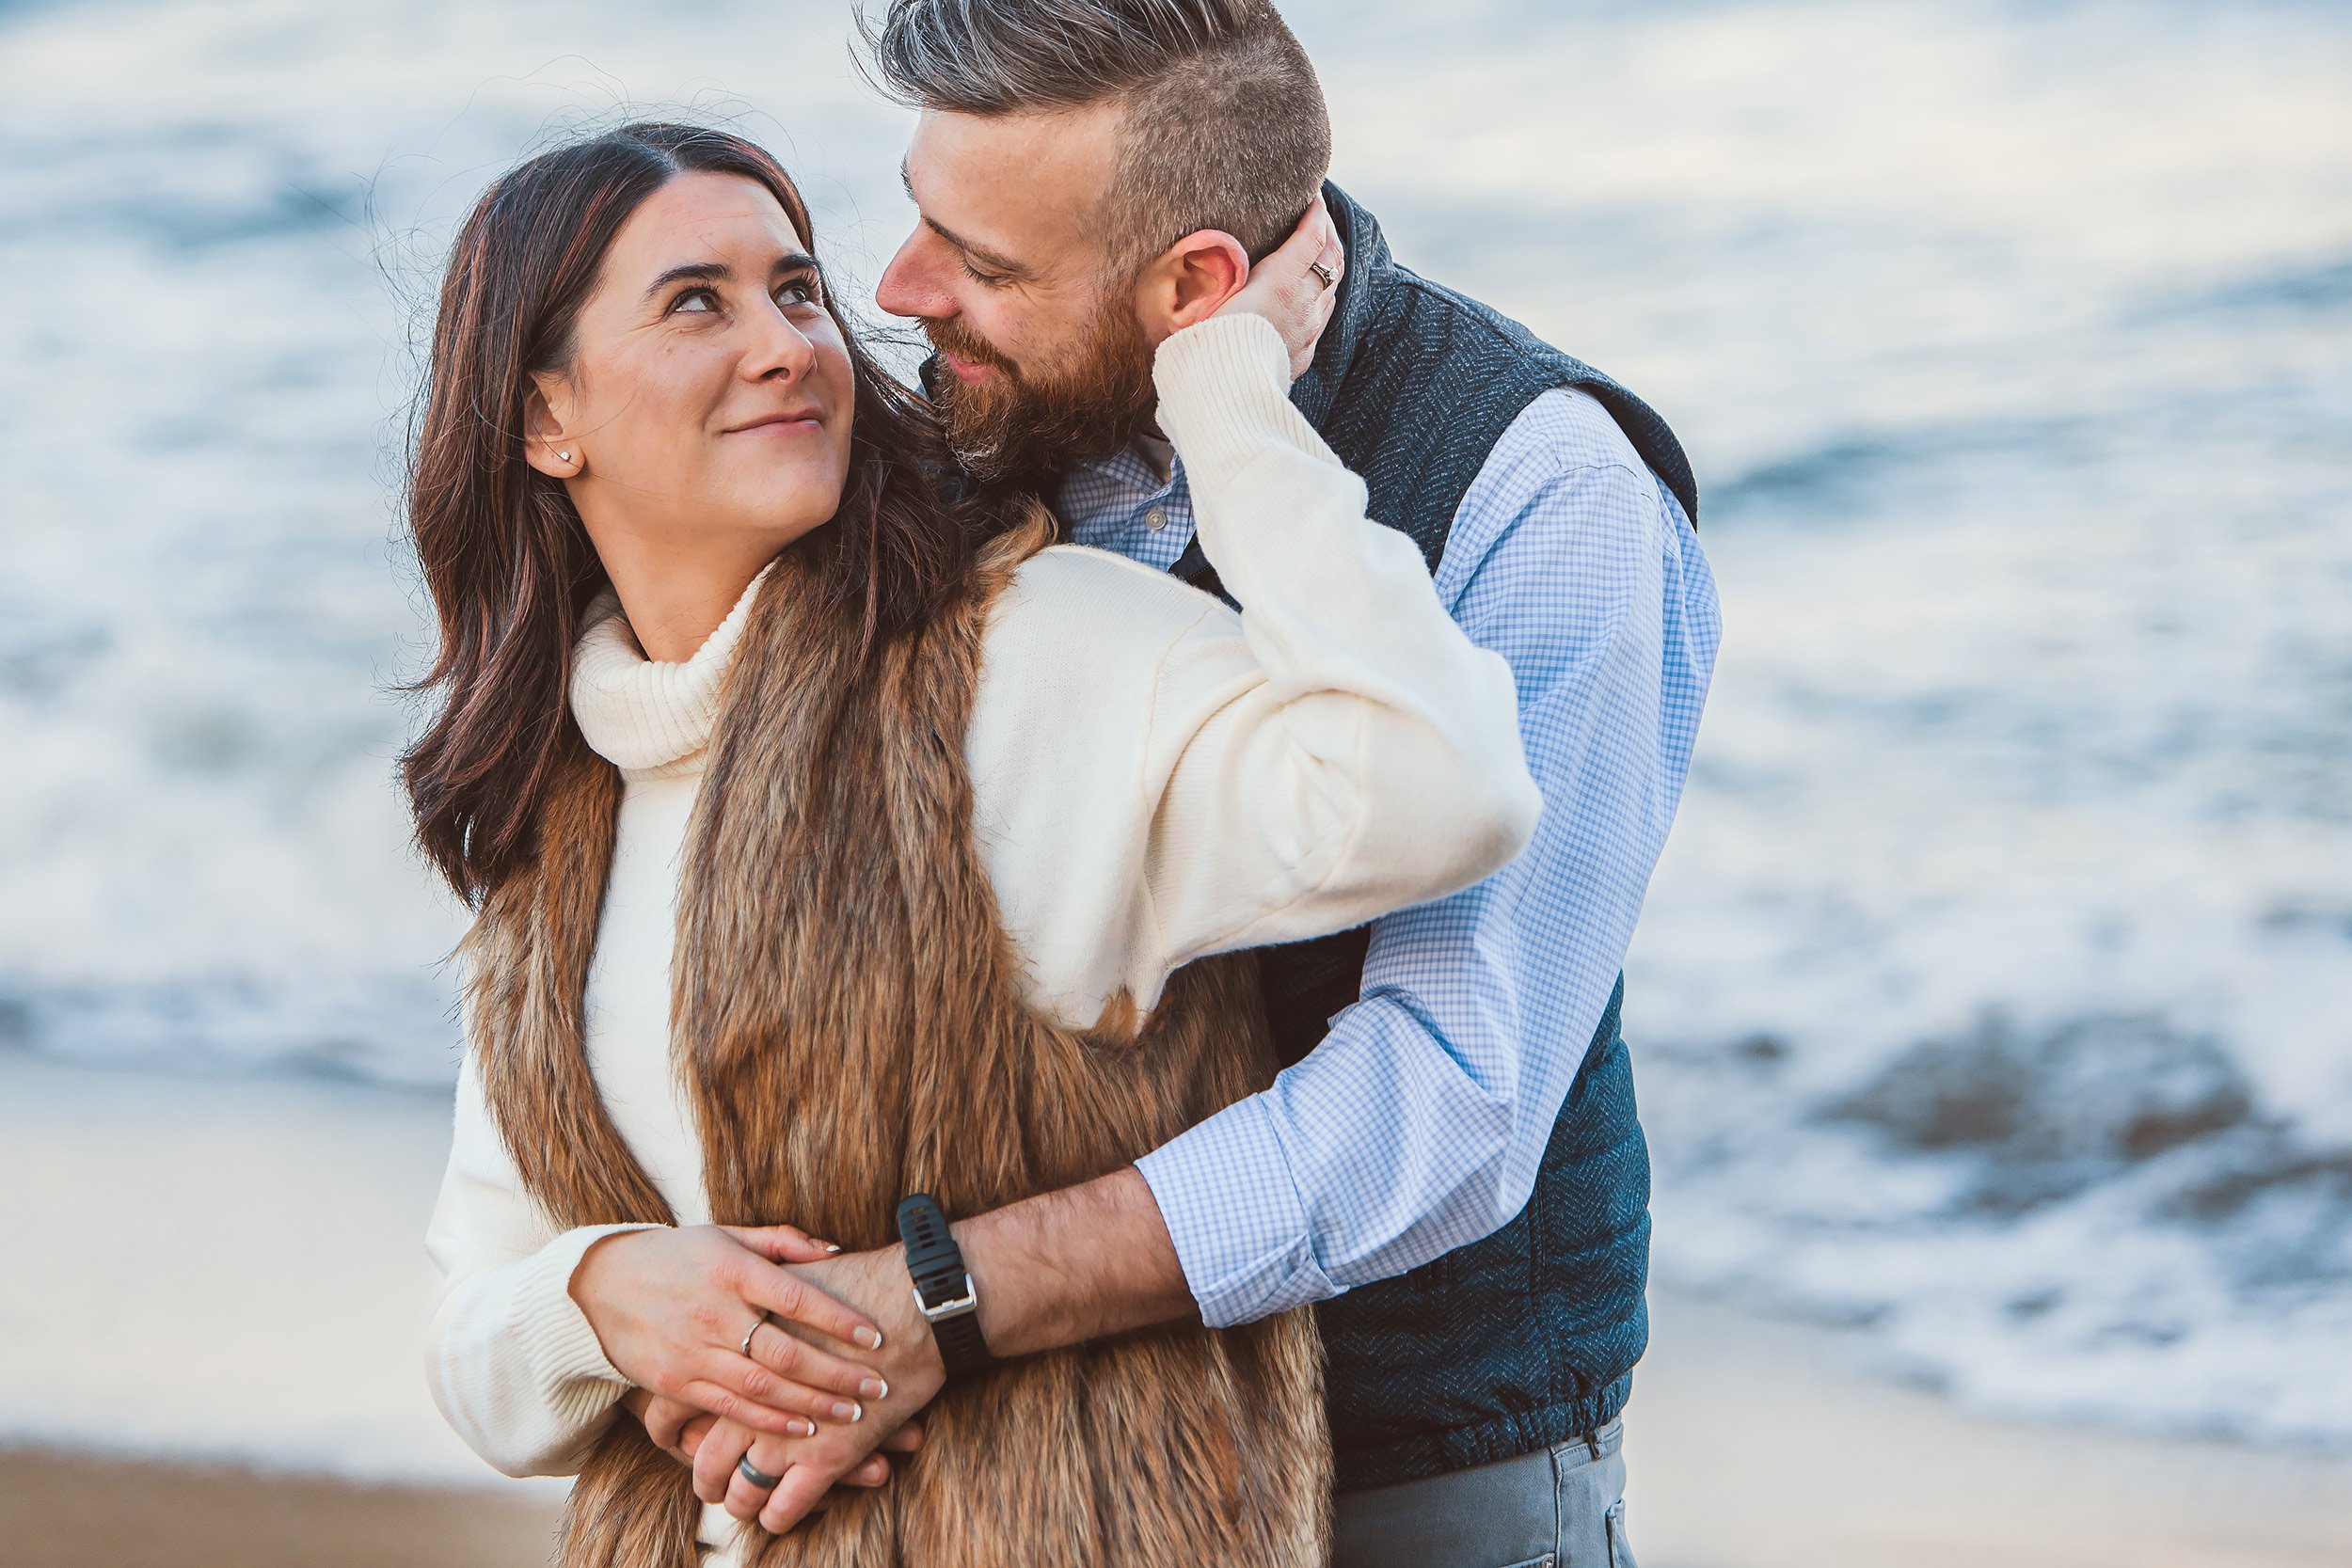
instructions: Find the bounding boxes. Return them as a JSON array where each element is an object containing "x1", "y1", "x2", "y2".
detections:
[{"x1": 875, "y1": 230, "x2": 951, "y2": 322}]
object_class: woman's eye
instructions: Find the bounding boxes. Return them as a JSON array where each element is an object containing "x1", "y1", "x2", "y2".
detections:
[
  {"x1": 672, "y1": 289, "x2": 719, "y2": 315},
  {"x1": 775, "y1": 278, "x2": 821, "y2": 308}
]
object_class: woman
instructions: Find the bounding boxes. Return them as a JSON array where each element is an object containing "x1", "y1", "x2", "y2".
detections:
[{"x1": 415, "y1": 123, "x2": 1538, "y2": 1567}]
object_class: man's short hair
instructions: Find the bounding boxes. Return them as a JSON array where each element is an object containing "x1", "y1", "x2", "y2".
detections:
[{"x1": 864, "y1": 0, "x2": 1332, "y2": 275}]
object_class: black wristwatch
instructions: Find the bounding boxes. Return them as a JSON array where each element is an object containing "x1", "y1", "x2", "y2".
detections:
[{"x1": 896, "y1": 1193, "x2": 993, "y2": 1382}]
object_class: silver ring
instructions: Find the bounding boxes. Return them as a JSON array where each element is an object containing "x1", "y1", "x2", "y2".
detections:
[
  {"x1": 1309, "y1": 261, "x2": 1336, "y2": 291},
  {"x1": 738, "y1": 1455, "x2": 783, "y2": 1490},
  {"x1": 739, "y1": 1315, "x2": 768, "y2": 1360}
]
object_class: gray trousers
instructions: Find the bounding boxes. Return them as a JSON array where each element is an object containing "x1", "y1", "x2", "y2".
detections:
[{"x1": 1330, "y1": 1418, "x2": 1635, "y2": 1568}]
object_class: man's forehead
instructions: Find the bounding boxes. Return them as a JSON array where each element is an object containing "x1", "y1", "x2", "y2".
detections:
[{"x1": 904, "y1": 104, "x2": 1122, "y2": 264}]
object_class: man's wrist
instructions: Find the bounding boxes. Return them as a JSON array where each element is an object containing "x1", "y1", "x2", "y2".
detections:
[
  {"x1": 898, "y1": 1195, "x2": 992, "y2": 1380},
  {"x1": 952, "y1": 1215, "x2": 1025, "y2": 1355},
  {"x1": 950, "y1": 1168, "x2": 1194, "y2": 1360}
]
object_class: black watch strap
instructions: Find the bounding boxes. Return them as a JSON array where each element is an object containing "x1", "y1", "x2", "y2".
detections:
[{"x1": 896, "y1": 1193, "x2": 992, "y2": 1382}]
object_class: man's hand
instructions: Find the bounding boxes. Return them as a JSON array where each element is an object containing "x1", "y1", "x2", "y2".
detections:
[
  {"x1": 697, "y1": 1169, "x2": 1199, "y2": 1534},
  {"x1": 622, "y1": 1386, "x2": 923, "y2": 1486},
  {"x1": 696, "y1": 1244, "x2": 947, "y2": 1533}
]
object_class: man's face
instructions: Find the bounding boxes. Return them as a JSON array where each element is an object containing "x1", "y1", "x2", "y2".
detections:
[{"x1": 876, "y1": 105, "x2": 1160, "y2": 483}]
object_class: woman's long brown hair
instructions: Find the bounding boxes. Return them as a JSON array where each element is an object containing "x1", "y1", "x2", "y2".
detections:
[{"x1": 401, "y1": 123, "x2": 975, "y2": 906}]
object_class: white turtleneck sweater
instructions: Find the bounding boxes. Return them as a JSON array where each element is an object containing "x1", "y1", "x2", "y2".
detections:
[{"x1": 421, "y1": 315, "x2": 1542, "y2": 1548}]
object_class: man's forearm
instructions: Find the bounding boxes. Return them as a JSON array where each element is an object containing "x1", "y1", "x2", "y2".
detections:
[{"x1": 951, "y1": 1166, "x2": 1197, "y2": 1357}]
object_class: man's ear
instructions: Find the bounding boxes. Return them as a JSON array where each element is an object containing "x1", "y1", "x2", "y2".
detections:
[
  {"x1": 521, "y1": 374, "x2": 582, "y2": 479},
  {"x1": 1132, "y1": 230, "x2": 1249, "y2": 341}
]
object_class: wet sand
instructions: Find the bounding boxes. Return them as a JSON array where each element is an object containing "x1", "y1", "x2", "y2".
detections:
[
  {"x1": 1629, "y1": 1292, "x2": 2352, "y2": 1568},
  {"x1": 0, "y1": 1447, "x2": 558, "y2": 1568}
]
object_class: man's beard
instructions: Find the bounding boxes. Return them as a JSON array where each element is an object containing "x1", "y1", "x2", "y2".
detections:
[{"x1": 923, "y1": 299, "x2": 1159, "y2": 486}]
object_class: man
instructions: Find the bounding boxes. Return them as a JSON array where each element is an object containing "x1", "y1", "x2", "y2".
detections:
[{"x1": 652, "y1": 3, "x2": 1718, "y2": 1561}]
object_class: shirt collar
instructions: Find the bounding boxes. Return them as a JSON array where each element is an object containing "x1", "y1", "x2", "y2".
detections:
[{"x1": 1054, "y1": 440, "x2": 1199, "y2": 571}]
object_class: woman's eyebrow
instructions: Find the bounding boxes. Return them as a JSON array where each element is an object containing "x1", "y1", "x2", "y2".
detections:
[
  {"x1": 644, "y1": 261, "x2": 729, "y2": 302},
  {"x1": 642, "y1": 253, "x2": 821, "y2": 304}
]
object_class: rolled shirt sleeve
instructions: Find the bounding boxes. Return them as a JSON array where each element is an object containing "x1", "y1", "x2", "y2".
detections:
[{"x1": 1136, "y1": 390, "x2": 1721, "y2": 1326}]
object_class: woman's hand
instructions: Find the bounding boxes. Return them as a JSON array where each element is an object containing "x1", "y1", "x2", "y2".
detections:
[
  {"x1": 1212, "y1": 195, "x2": 1344, "y2": 380},
  {"x1": 569, "y1": 1224, "x2": 887, "y2": 1439}
]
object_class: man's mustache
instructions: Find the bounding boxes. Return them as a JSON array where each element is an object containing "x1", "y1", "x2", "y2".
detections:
[{"x1": 923, "y1": 319, "x2": 1021, "y2": 380}]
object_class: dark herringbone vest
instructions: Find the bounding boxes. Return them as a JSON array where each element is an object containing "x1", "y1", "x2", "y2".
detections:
[{"x1": 1170, "y1": 182, "x2": 1692, "y2": 1492}]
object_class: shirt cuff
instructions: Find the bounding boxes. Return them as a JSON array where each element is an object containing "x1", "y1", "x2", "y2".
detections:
[{"x1": 1135, "y1": 1092, "x2": 1343, "y2": 1328}]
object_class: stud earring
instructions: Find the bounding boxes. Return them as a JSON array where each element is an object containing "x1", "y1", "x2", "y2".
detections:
[{"x1": 557, "y1": 451, "x2": 571, "y2": 463}]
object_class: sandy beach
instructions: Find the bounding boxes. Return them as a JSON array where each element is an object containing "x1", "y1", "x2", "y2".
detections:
[
  {"x1": 4, "y1": 1051, "x2": 2347, "y2": 1566},
  {"x1": 0, "y1": 1448, "x2": 560, "y2": 1568},
  {"x1": 1630, "y1": 1293, "x2": 2352, "y2": 1568}
]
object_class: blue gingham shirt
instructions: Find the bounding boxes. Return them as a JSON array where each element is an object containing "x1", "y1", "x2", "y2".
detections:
[{"x1": 1058, "y1": 388, "x2": 1722, "y2": 1329}]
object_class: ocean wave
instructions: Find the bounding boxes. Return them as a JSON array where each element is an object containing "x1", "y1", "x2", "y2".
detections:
[{"x1": 1640, "y1": 1001, "x2": 2352, "y2": 1446}]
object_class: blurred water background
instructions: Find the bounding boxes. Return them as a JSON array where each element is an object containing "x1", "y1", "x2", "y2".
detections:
[{"x1": 1, "y1": 0, "x2": 2346, "y2": 1470}]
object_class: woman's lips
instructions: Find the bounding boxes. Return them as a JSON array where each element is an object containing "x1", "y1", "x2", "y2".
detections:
[{"x1": 727, "y1": 411, "x2": 825, "y2": 435}]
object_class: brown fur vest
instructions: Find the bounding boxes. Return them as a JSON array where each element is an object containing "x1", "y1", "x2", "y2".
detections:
[{"x1": 460, "y1": 531, "x2": 1329, "y2": 1567}]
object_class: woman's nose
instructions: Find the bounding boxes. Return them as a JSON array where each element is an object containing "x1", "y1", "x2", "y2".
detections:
[{"x1": 744, "y1": 303, "x2": 818, "y2": 381}]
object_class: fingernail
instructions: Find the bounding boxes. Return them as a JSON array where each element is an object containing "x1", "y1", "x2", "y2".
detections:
[
  {"x1": 860, "y1": 1377, "x2": 887, "y2": 1400},
  {"x1": 832, "y1": 1400, "x2": 862, "y2": 1422},
  {"x1": 824, "y1": 1243, "x2": 843, "y2": 1254},
  {"x1": 856, "y1": 1326, "x2": 883, "y2": 1350},
  {"x1": 788, "y1": 1418, "x2": 814, "y2": 1437}
]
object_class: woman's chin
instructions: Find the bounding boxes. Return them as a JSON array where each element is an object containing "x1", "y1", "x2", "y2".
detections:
[{"x1": 722, "y1": 465, "x2": 850, "y2": 537}]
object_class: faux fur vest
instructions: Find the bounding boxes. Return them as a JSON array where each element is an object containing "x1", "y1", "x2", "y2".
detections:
[{"x1": 460, "y1": 530, "x2": 1329, "y2": 1567}]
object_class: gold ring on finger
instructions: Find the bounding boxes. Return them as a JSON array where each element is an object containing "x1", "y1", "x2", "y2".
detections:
[{"x1": 1309, "y1": 261, "x2": 1336, "y2": 291}]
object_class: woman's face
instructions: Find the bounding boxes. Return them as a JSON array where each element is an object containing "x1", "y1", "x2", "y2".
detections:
[{"x1": 528, "y1": 171, "x2": 855, "y2": 559}]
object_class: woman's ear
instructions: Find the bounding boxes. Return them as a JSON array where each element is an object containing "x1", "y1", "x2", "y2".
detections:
[{"x1": 522, "y1": 374, "x2": 582, "y2": 479}]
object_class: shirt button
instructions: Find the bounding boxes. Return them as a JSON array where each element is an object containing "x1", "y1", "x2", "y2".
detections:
[{"x1": 1144, "y1": 507, "x2": 1168, "y2": 531}]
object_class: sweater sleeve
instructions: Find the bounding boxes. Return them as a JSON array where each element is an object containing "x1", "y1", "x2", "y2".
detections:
[
  {"x1": 421, "y1": 1050, "x2": 662, "y2": 1478},
  {"x1": 1140, "y1": 313, "x2": 1541, "y2": 960},
  {"x1": 966, "y1": 313, "x2": 1541, "y2": 1029}
]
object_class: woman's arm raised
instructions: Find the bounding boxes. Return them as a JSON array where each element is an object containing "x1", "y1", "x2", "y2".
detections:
[
  {"x1": 1134, "y1": 305, "x2": 1545, "y2": 969},
  {"x1": 971, "y1": 314, "x2": 1541, "y2": 1029}
]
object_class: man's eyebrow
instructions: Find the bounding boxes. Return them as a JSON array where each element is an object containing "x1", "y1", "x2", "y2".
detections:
[
  {"x1": 900, "y1": 157, "x2": 1030, "y2": 277},
  {"x1": 643, "y1": 253, "x2": 820, "y2": 301},
  {"x1": 923, "y1": 215, "x2": 1029, "y2": 279}
]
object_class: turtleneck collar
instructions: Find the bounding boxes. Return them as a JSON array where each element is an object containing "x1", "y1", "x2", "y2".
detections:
[{"x1": 569, "y1": 563, "x2": 771, "y2": 780}]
